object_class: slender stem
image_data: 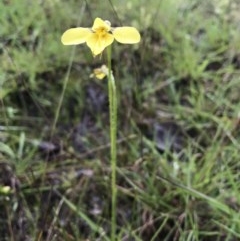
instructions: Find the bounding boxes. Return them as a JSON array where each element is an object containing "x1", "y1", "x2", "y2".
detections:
[
  {"x1": 51, "y1": 47, "x2": 76, "y2": 137},
  {"x1": 107, "y1": 46, "x2": 117, "y2": 241},
  {"x1": 51, "y1": 2, "x2": 86, "y2": 137}
]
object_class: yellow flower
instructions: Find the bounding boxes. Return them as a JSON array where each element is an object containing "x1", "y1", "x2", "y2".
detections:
[
  {"x1": 0, "y1": 186, "x2": 11, "y2": 194},
  {"x1": 90, "y1": 65, "x2": 109, "y2": 80},
  {"x1": 61, "y1": 17, "x2": 141, "y2": 56}
]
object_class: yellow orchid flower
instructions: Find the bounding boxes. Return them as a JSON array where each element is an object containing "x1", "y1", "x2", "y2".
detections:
[
  {"x1": 0, "y1": 185, "x2": 11, "y2": 194},
  {"x1": 90, "y1": 65, "x2": 109, "y2": 80},
  {"x1": 61, "y1": 17, "x2": 141, "y2": 56}
]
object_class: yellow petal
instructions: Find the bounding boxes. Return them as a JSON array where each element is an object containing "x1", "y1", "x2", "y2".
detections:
[
  {"x1": 94, "y1": 70, "x2": 106, "y2": 80},
  {"x1": 61, "y1": 28, "x2": 91, "y2": 45},
  {"x1": 92, "y1": 17, "x2": 111, "y2": 32},
  {"x1": 86, "y1": 33, "x2": 114, "y2": 56},
  {"x1": 93, "y1": 65, "x2": 109, "y2": 79},
  {"x1": 112, "y1": 27, "x2": 141, "y2": 44}
]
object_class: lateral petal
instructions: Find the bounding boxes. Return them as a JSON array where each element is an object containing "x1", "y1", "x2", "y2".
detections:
[
  {"x1": 61, "y1": 28, "x2": 91, "y2": 45},
  {"x1": 86, "y1": 33, "x2": 114, "y2": 56},
  {"x1": 112, "y1": 27, "x2": 141, "y2": 44}
]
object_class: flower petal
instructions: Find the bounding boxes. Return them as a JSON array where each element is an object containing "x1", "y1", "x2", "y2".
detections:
[
  {"x1": 92, "y1": 17, "x2": 111, "y2": 32},
  {"x1": 94, "y1": 69, "x2": 106, "y2": 79},
  {"x1": 112, "y1": 27, "x2": 141, "y2": 44},
  {"x1": 86, "y1": 33, "x2": 114, "y2": 56},
  {"x1": 90, "y1": 65, "x2": 109, "y2": 79},
  {"x1": 61, "y1": 28, "x2": 91, "y2": 45}
]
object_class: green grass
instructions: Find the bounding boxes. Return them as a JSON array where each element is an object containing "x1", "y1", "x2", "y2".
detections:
[{"x1": 1, "y1": 0, "x2": 240, "y2": 240}]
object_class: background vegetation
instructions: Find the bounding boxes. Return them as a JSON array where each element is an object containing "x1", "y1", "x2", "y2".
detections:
[{"x1": 1, "y1": 0, "x2": 240, "y2": 240}]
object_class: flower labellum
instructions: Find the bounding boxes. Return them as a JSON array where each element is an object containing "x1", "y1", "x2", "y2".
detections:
[{"x1": 61, "y1": 17, "x2": 141, "y2": 56}]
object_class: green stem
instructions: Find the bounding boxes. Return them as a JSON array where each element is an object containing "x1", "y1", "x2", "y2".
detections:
[
  {"x1": 107, "y1": 46, "x2": 117, "y2": 241},
  {"x1": 51, "y1": 47, "x2": 76, "y2": 137}
]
